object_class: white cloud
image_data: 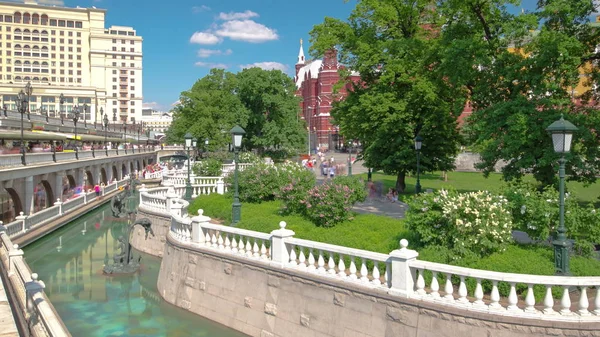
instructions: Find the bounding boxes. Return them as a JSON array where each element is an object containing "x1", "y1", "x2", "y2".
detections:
[
  {"x1": 195, "y1": 61, "x2": 228, "y2": 69},
  {"x1": 197, "y1": 48, "x2": 232, "y2": 58},
  {"x1": 3, "y1": 0, "x2": 64, "y2": 3},
  {"x1": 218, "y1": 10, "x2": 259, "y2": 21},
  {"x1": 240, "y1": 62, "x2": 288, "y2": 72},
  {"x1": 142, "y1": 102, "x2": 161, "y2": 109},
  {"x1": 215, "y1": 20, "x2": 278, "y2": 43},
  {"x1": 192, "y1": 5, "x2": 210, "y2": 13},
  {"x1": 189, "y1": 31, "x2": 221, "y2": 45},
  {"x1": 171, "y1": 100, "x2": 181, "y2": 106}
]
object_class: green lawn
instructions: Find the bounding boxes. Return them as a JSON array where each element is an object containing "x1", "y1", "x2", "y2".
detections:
[{"x1": 360, "y1": 171, "x2": 600, "y2": 205}]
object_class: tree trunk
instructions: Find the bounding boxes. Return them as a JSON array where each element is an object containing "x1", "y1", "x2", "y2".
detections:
[{"x1": 396, "y1": 171, "x2": 406, "y2": 193}]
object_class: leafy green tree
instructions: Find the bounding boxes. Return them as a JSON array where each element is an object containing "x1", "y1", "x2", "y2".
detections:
[
  {"x1": 166, "y1": 69, "x2": 248, "y2": 150},
  {"x1": 236, "y1": 68, "x2": 306, "y2": 154},
  {"x1": 309, "y1": 0, "x2": 462, "y2": 192},
  {"x1": 435, "y1": 0, "x2": 600, "y2": 186}
]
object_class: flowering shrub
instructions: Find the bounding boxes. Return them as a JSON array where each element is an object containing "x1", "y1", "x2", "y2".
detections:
[
  {"x1": 228, "y1": 161, "x2": 315, "y2": 203},
  {"x1": 276, "y1": 164, "x2": 316, "y2": 214},
  {"x1": 405, "y1": 189, "x2": 513, "y2": 258},
  {"x1": 192, "y1": 158, "x2": 222, "y2": 176},
  {"x1": 303, "y1": 182, "x2": 357, "y2": 227},
  {"x1": 332, "y1": 176, "x2": 368, "y2": 204},
  {"x1": 238, "y1": 152, "x2": 262, "y2": 164}
]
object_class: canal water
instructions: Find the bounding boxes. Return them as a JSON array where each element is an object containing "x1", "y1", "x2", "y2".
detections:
[{"x1": 23, "y1": 199, "x2": 246, "y2": 337}]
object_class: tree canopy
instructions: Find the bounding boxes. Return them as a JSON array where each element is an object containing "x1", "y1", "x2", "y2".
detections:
[
  {"x1": 310, "y1": 0, "x2": 600, "y2": 189},
  {"x1": 166, "y1": 68, "x2": 306, "y2": 155}
]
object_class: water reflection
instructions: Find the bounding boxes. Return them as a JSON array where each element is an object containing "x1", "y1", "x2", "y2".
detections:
[{"x1": 24, "y1": 204, "x2": 246, "y2": 337}]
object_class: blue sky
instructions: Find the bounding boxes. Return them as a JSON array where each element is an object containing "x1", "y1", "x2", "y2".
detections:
[{"x1": 21, "y1": 0, "x2": 572, "y2": 111}]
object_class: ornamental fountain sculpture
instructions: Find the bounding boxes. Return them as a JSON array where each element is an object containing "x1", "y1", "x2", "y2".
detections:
[{"x1": 104, "y1": 177, "x2": 154, "y2": 275}]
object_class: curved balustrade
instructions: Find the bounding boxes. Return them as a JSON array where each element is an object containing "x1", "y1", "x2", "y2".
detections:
[
  {"x1": 0, "y1": 148, "x2": 153, "y2": 169},
  {"x1": 136, "y1": 183, "x2": 600, "y2": 324}
]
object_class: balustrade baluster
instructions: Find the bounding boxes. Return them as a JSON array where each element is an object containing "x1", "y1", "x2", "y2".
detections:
[
  {"x1": 218, "y1": 233, "x2": 224, "y2": 250},
  {"x1": 525, "y1": 284, "x2": 536, "y2": 313},
  {"x1": 317, "y1": 250, "x2": 326, "y2": 273},
  {"x1": 327, "y1": 253, "x2": 335, "y2": 275},
  {"x1": 578, "y1": 287, "x2": 590, "y2": 316},
  {"x1": 245, "y1": 238, "x2": 252, "y2": 257},
  {"x1": 231, "y1": 236, "x2": 238, "y2": 253},
  {"x1": 224, "y1": 235, "x2": 231, "y2": 252},
  {"x1": 430, "y1": 272, "x2": 440, "y2": 299},
  {"x1": 415, "y1": 269, "x2": 426, "y2": 295},
  {"x1": 507, "y1": 283, "x2": 519, "y2": 311},
  {"x1": 289, "y1": 245, "x2": 297, "y2": 266},
  {"x1": 594, "y1": 288, "x2": 600, "y2": 316},
  {"x1": 349, "y1": 256, "x2": 357, "y2": 280},
  {"x1": 473, "y1": 278, "x2": 483, "y2": 305},
  {"x1": 359, "y1": 259, "x2": 369, "y2": 283},
  {"x1": 490, "y1": 281, "x2": 501, "y2": 309},
  {"x1": 457, "y1": 276, "x2": 469, "y2": 304},
  {"x1": 543, "y1": 286, "x2": 555, "y2": 314},
  {"x1": 260, "y1": 241, "x2": 267, "y2": 260},
  {"x1": 337, "y1": 255, "x2": 346, "y2": 278},
  {"x1": 211, "y1": 233, "x2": 218, "y2": 248},
  {"x1": 372, "y1": 261, "x2": 381, "y2": 286},
  {"x1": 205, "y1": 232, "x2": 211, "y2": 247},
  {"x1": 444, "y1": 274, "x2": 454, "y2": 301},
  {"x1": 560, "y1": 287, "x2": 572, "y2": 315},
  {"x1": 252, "y1": 240, "x2": 260, "y2": 258},
  {"x1": 307, "y1": 249, "x2": 316, "y2": 271},
  {"x1": 298, "y1": 248, "x2": 307, "y2": 269}
]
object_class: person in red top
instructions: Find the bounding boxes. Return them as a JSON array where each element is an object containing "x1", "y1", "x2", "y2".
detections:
[{"x1": 94, "y1": 183, "x2": 101, "y2": 197}]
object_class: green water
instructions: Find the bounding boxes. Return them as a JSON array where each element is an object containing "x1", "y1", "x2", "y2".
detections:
[{"x1": 23, "y1": 202, "x2": 247, "y2": 337}]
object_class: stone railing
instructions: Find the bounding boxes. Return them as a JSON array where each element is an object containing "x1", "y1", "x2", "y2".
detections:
[
  {"x1": 0, "y1": 226, "x2": 71, "y2": 336},
  {"x1": 143, "y1": 170, "x2": 164, "y2": 180},
  {"x1": 221, "y1": 162, "x2": 254, "y2": 176},
  {"x1": 137, "y1": 185, "x2": 600, "y2": 323},
  {"x1": 0, "y1": 148, "x2": 152, "y2": 169},
  {"x1": 161, "y1": 175, "x2": 226, "y2": 197},
  {"x1": 4, "y1": 179, "x2": 127, "y2": 239}
]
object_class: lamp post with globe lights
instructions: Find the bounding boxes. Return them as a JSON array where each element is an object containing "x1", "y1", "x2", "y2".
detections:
[
  {"x1": 546, "y1": 115, "x2": 578, "y2": 276},
  {"x1": 16, "y1": 90, "x2": 27, "y2": 165},
  {"x1": 72, "y1": 105, "x2": 80, "y2": 160},
  {"x1": 24, "y1": 81, "x2": 32, "y2": 120},
  {"x1": 230, "y1": 125, "x2": 245, "y2": 225},
  {"x1": 103, "y1": 113, "x2": 109, "y2": 156},
  {"x1": 414, "y1": 134, "x2": 423, "y2": 194}
]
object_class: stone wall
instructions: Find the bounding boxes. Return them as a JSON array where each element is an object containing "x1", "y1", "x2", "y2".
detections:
[
  {"x1": 130, "y1": 209, "x2": 170, "y2": 257},
  {"x1": 158, "y1": 236, "x2": 598, "y2": 337}
]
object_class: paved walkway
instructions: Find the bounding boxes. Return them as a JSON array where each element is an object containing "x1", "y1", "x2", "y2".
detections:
[
  {"x1": 313, "y1": 152, "x2": 409, "y2": 219},
  {"x1": 0, "y1": 270, "x2": 19, "y2": 337}
]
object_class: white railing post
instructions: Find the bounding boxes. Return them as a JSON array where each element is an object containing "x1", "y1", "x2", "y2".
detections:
[
  {"x1": 191, "y1": 209, "x2": 211, "y2": 243},
  {"x1": 54, "y1": 198, "x2": 63, "y2": 215},
  {"x1": 165, "y1": 186, "x2": 178, "y2": 214},
  {"x1": 270, "y1": 221, "x2": 295, "y2": 267},
  {"x1": 388, "y1": 239, "x2": 418, "y2": 297},
  {"x1": 139, "y1": 184, "x2": 148, "y2": 204},
  {"x1": 171, "y1": 201, "x2": 184, "y2": 218},
  {"x1": 16, "y1": 212, "x2": 27, "y2": 233},
  {"x1": 216, "y1": 178, "x2": 225, "y2": 195},
  {"x1": 8, "y1": 244, "x2": 24, "y2": 275},
  {"x1": 25, "y1": 272, "x2": 45, "y2": 319},
  {"x1": 83, "y1": 191, "x2": 87, "y2": 204}
]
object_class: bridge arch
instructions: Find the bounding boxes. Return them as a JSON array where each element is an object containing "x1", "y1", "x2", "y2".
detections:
[
  {"x1": 85, "y1": 170, "x2": 94, "y2": 190},
  {"x1": 5, "y1": 188, "x2": 22, "y2": 219},
  {"x1": 100, "y1": 168, "x2": 108, "y2": 184},
  {"x1": 122, "y1": 163, "x2": 127, "y2": 177},
  {"x1": 130, "y1": 162, "x2": 135, "y2": 175},
  {"x1": 40, "y1": 179, "x2": 54, "y2": 208},
  {"x1": 112, "y1": 165, "x2": 119, "y2": 181}
]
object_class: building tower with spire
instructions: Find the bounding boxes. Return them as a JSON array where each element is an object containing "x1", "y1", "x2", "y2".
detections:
[{"x1": 293, "y1": 39, "x2": 360, "y2": 151}]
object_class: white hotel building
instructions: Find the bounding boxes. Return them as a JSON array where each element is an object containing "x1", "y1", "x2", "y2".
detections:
[{"x1": 0, "y1": 0, "x2": 143, "y2": 123}]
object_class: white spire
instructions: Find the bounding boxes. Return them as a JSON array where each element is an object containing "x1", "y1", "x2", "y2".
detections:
[{"x1": 297, "y1": 38, "x2": 305, "y2": 65}]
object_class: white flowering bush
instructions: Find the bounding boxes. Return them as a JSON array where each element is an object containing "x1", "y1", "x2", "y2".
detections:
[{"x1": 405, "y1": 189, "x2": 513, "y2": 258}]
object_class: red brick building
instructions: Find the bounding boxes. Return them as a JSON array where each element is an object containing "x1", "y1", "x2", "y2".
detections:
[{"x1": 294, "y1": 40, "x2": 360, "y2": 152}]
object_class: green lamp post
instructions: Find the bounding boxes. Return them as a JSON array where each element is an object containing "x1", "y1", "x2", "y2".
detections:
[
  {"x1": 230, "y1": 125, "x2": 245, "y2": 225},
  {"x1": 415, "y1": 134, "x2": 423, "y2": 194},
  {"x1": 184, "y1": 132, "x2": 193, "y2": 201},
  {"x1": 546, "y1": 115, "x2": 578, "y2": 276},
  {"x1": 347, "y1": 141, "x2": 352, "y2": 176}
]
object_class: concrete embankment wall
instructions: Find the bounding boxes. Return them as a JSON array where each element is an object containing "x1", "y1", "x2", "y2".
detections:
[
  {"x1": 157, "y1": 236, "x2": 597, "y2": 337},
  {"x1": 130, "y1": 208, "x2": 170, "y2": 257}
]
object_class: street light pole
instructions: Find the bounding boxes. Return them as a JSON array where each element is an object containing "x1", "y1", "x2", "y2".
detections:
[
  {"x1": 103, "y1": 113, "x2": 109, "y2": 156},
  {"x1": 17, "y1": 90, "x2": 26, "y2": 166},
  {"x1": 546, "y1": 115, "x2": 578, "y2": 276},
  {"x1": 73, "y1": 105, "x2": 80, "y2": 160},
  {"x1": 59, "y1": 93, "x2": 65, "y2": 125},
  {"x1": 184, "y1": 133, "x2": 193, "y2": 201},
  {"x1": 415, "y1": 134, "x2": 423, "y2": 194},
  {"x1": 24, "y1": 81, "x2": 32, "y2": 121},
  {"x1": 230, "y1": 125, "x2": 246, "y2": 225}
]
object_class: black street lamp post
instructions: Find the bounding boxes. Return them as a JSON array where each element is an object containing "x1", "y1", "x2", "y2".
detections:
[
  {"x1": 16, "y1": 90, "x2": 27, "y2": 165},
  {"x1": 83, "y1": 103, "x2": 88, "y2": 128},
  {"x1": 230, "y1": 125, "x2": 245, "y2": 225},
  {"x1": 546, "y1": 115, "x2": 578, "y2": 276},
  {"x1": 204, "y1": 138, "x2": 209, "y2": 158},
  {"x1": 24, "y1": 81, "x2": 32, "y2": 121},
  {"x1": 415, "y1": 134, "x2": 423, "y2": 194},
  {"x1": 73, "y1": 105, "x2": 80, "y2": 160},
  {"x1": 59, "y1": 93, "x2": 65, "y2": 125},
  {"x1": 184, "y1": 133, "x2": 193, "y2": 201},
  {"x1": 42, "y1": 106, "x2": 48, "y2": 122},
  {"x1": 103, "y1": 113, "x2": 109, "y2": 156}
]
